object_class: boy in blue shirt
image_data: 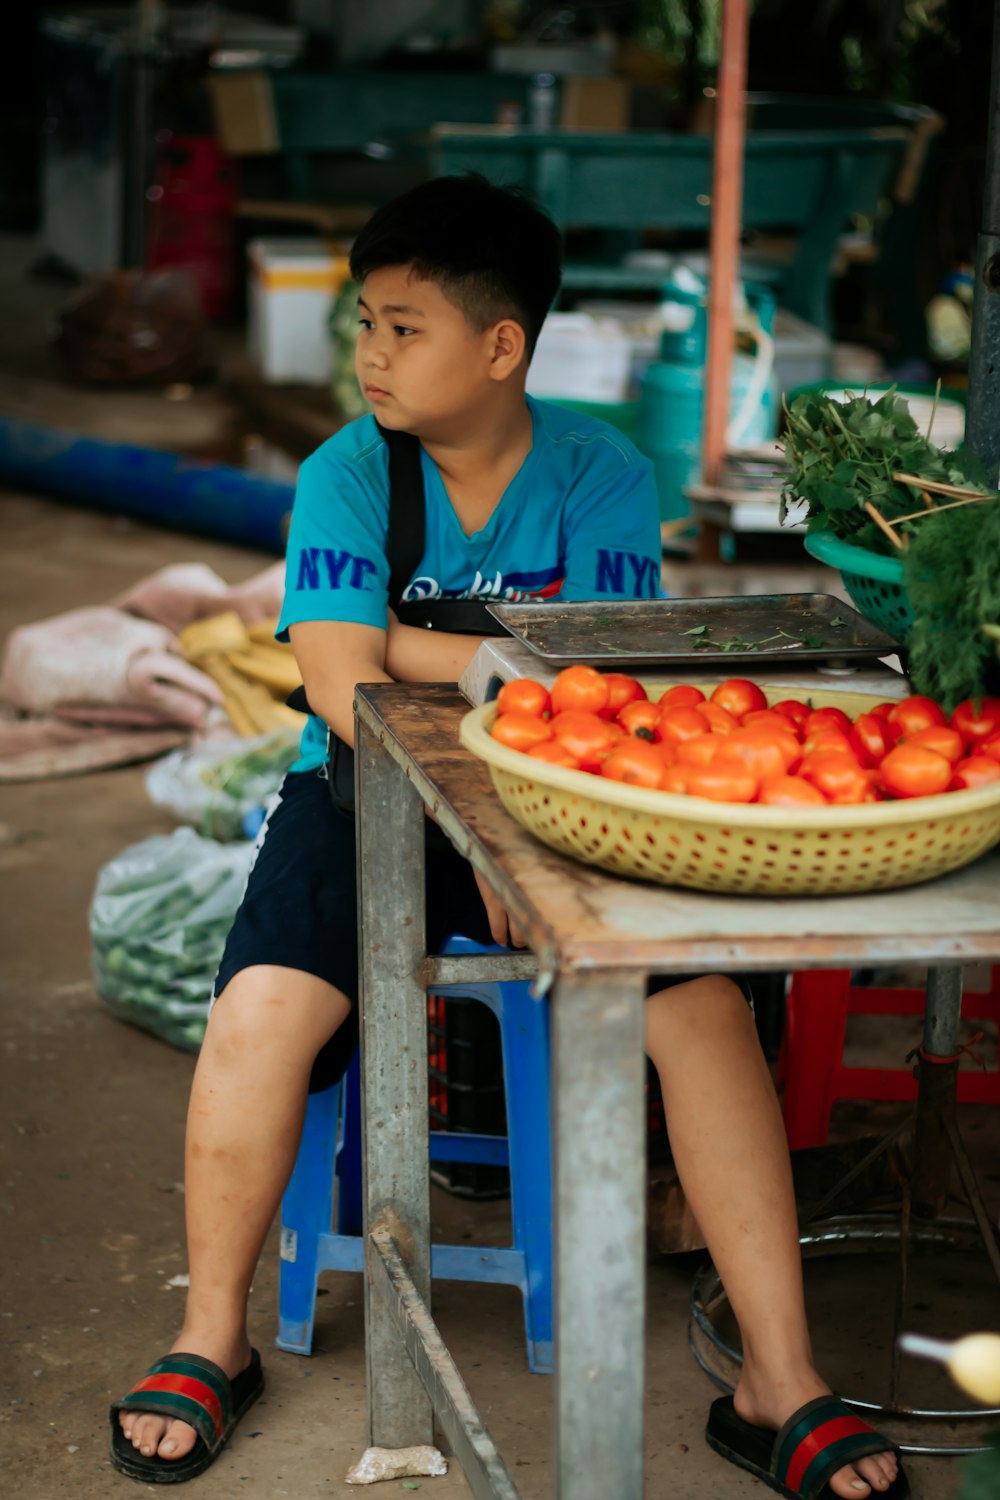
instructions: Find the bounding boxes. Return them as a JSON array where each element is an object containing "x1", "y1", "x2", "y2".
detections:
[{"x1": 112, "y1": 175, "x2": 903, "y2": 1500}]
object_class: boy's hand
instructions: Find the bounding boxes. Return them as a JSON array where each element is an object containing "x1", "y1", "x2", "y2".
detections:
[{"x1": 473, "y1": 867, "x2": 527, "y2": 949}]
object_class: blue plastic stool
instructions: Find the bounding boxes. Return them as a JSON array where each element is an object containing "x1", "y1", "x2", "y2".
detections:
[{"x1": 277, "y1": 935, "x2": 553, "y2": 1373}]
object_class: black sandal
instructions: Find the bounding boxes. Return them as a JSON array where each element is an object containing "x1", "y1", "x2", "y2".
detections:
[
  {"x1": 706, "y1": 1393, "x2": 909, "y2": 1500},
  {"x1": 110, "y1": 1349, "x2": 264, "y2": 1483}
]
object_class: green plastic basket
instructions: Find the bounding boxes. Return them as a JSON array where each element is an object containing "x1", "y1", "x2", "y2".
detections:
[{"x1": 804, "y1": 531, "x2": 913, "y2": 644}]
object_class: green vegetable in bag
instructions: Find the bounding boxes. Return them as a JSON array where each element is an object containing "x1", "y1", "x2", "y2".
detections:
[
  {"x1": 90, "y1": 828, "x2": 255, "y2": 1052},
  {"x1": 146, "y1": 731, "x2": 298, "y2": 842}
]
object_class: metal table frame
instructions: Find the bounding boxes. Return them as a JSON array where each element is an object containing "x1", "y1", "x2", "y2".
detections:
[{"x1": 353, "y1": 683, "x2": 1000, "y2": 1500}]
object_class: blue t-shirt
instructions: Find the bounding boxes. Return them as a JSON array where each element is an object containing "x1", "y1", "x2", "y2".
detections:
[{"x1": 277, "y1": 395, "x2": 661, "y2": 771}]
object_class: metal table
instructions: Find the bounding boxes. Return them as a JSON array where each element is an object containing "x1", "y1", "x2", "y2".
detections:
[{"x1": 354, "y1": 683, "x2": 1000, "y2": 1500}]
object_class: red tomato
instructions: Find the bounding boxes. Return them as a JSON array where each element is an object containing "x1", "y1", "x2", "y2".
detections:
[
  {"x1": 771, "y1": 698, "x2": 810, "y2": 731},
  {"x1": 617, "y1": 700, "x2": 663, "y2": 740},
  {"x1": 657, "y1": 683, "x2": 706, "y2": 711},
  {"x1": 951, "y1": 697, "x2": 1000, "y2": 745},
  {"x1": 803, "y1": 706, "x2": 853, "y2": 739},
  {"x1": 684, "y1": 761, "x2": 759, "y2": 804},
  {"x1": 758, "y1": 773, "x2": 828, "y2": 807},
  {"x1": 660, "y1": 763, "x2": 691, "y2": 795},
  {"x1": 743, "y1": 708, "x2": 805, "y2": 740},
  {"x1": 980, "y1": 734, "x2": 1000, "y2": 765},
  {"x1": 868, "y1": 701, "x2": 897, "y2": 722},
  {"x1": 550, "y1": 711, "x2": 619, "y2": 770},
  {"x1": 888, "y1": 694, "x2": 948, "y2": 737},
  {"x1": 491, "y1": 711, "x2": 553, "y2": 753},
  {"x1": 802, "y1": 728, "x2": 855, "y2": 759},
  {"x1": 710, "y1": 678, "x2": 768, "y2": 718},
  {"x1": 878, "y1": 743, "x2": 953, "y2": 799},
  {"x1": 674, "y1": 732, "x2": 723, "y2": 768},
  {"x1": 801, "y1": 751, "x2": 877, "y2": 804},
  {"x1": 496, "y1": 677, "x2": 550, "y2": 718},
  {"x1": 722, "y1": 727, "x2": 801, "y2": 780},
  {"x1": 848, "y1": 713, "x2": 896, "y2": 768},
  {"x1": 697, "y1": 702, "x2": 740, "y2": 735},
  {"x1": 659, "y1": 706, "x2": 714, "y2": 747},
  {"x1": 600, "y1": 740, "x2": 667, "y2": 788},
  {"x1": 550, "y1": 664, "x2": 610, "y2": 717},
  {"x1": 904, "y1": 725, "x2": 965, "y2": 765},
  {"x1": 949, "y1": 756, "x2": 1000, "y2": 790},
  {"x1": 602, "y1": 673, "x2": 647, "y2": 719},
  {"x1": 526, "y1": 739, "x2": 581, "y2": 769},
  {"x1": 758, "y1": 774, "x2": 827, "y2": 810}
]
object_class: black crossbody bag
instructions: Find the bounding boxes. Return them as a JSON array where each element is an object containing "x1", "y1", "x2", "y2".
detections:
[{"x1": 288, "y1": 423, "x2": 510, "y2": 818}]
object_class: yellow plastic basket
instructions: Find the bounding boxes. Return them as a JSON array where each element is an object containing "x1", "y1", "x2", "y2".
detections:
[{"x1": 459, "y1": 686, "x2": 1000, "y2": 897}]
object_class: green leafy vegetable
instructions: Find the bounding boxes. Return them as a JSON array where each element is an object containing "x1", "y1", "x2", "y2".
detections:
[
  {"x1": 905, "y1": 497, "x2": 1000, "y2": 710},
  {"x1": 779, "y1": 386, "x2": 1000, "y2": 708},
  {"x1": 779, "y1": 387, "x2": 992, "y2": 553}
]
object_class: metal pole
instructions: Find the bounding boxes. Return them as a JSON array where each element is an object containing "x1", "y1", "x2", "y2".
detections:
[
  {"x1": 127, "y1": 0, "x2": 165, "y2": 267},
  {"x1": 356, "y1": 715, "x2": 435, "y2": 1448},
  {"x1": 551, "y1": 971, "x2": 648, "y2": 1500},
  {"x1": 911, "y1": 967, "x2": 963, "y2": 1220},
  {"x1": 701, "y1": 0, "x2": 749, "y2": 490},
  {"x1": 966, "y1": 0, "x2": 1000, "y2": 486}
]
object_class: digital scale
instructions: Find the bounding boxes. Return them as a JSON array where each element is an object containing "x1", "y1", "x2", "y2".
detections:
[{"x1": 459, "y1": 594, "x2": 908, "y2": 707}]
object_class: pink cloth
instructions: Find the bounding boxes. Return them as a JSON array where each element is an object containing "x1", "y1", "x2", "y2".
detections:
[
  {"x1": 0, "y1": 705, "x2": 187, "y2": 781},
  {"x1": 114, "y1": 562, "x2": 284, "y2": 633},
  {"x1": 0, "y1": 607, "x2": 222, "y2": 729},
  {"x1": 0, "y1": 560, "x2": 286, "y2": 780}
]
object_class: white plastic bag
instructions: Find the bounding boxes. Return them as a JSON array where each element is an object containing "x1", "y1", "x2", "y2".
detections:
[
  {"x1": 90, "y1": 828, "x2": 255, "y2": 1051},
  {"x1": 145, "y1": 730, "x2": 299, "y2": 841}
]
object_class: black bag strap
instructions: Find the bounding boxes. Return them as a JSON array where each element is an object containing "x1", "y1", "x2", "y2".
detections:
[
  {"x1": 378, "y1": 421, "x2": 507, "y2": 637},
  {"x1": 287, "y1": 425, "x2": 507, "y2": 722},
  {"x1": 379, "y1": 422, "x2": 427, "y2": 608}
]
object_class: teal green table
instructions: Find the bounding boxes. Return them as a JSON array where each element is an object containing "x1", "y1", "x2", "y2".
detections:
[{"x1": 430, "y1": 125, "x2": 909, "y2": 334}]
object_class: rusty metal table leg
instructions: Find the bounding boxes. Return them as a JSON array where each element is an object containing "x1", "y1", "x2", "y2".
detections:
[
  {"x1": 551, "y1": 971, "x2": 648, "y2": 1500},
  {"x1": 356, "y1": 716, "x2": 434, "y2": 1448}
]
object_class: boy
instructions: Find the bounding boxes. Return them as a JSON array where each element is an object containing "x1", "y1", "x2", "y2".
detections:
[{"x1": 111, "y1": 175, "x2": 904, "y2": 1500}]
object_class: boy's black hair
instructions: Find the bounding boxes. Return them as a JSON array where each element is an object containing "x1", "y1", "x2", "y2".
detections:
[{"x1": 349, "y1": 173, "x2": 562, "y2": 357}]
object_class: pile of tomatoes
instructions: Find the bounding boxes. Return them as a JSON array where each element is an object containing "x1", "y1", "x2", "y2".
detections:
[{"x1": 490, "y1": 668, "x2": 1000, "y2": 807}]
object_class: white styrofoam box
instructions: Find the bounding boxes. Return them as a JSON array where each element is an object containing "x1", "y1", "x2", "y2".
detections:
[
  {"x1": 526, "y1": 313, "x2": 631, "y2": 403},
  {"x1": 247, "y1": 238, "x2": 351, "y2": 384},
  {"x1": 576, "y1": 299, "x2": 662, "y2": 390},
  {"x1": 771, "y1": 308, "x2": 833, "y2": 395}
]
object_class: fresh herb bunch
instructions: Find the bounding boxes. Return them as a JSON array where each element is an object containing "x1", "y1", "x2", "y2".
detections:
[
  {"x1": 779, "y1": 388, "x2": 990, "y2": 553},
  {"x1": 905, "y1": 495, "x2": 1000, "y2": 710}
]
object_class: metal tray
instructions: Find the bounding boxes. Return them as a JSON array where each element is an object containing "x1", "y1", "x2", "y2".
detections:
[{"x1": 484, "y1": 594, "x2": 900, "y2": 666}]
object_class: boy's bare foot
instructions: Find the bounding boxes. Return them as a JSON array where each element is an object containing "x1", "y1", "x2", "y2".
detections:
[
  {"x1": 734, "y1": 1368, "x2": 900, "y2": 1498},
  {"x1": 118, "y1": 1330, "x2": 253, "y2": 1463}
]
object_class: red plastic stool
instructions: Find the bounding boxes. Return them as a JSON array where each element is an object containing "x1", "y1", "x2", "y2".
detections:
[{"x1": 780, "y1": 967, "x2": 1000, "y2": 1149}]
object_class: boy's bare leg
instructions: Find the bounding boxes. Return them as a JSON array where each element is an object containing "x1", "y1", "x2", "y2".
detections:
[
  {"x1": 646, "y1": 978, "x2": 899, "y2": 1498},
  {"x1": 120, "y1": 965, "x2": 352, "y2": 1463}
]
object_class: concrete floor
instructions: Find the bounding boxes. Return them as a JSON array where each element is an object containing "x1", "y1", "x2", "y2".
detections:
[{"x1": 1, "y1": 237, "x2": 996, "y2": 1500}]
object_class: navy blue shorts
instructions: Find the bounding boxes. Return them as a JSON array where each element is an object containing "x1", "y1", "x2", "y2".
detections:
[{"x1": 216, "y1": 768, "x2": 752, "y2": 1092}]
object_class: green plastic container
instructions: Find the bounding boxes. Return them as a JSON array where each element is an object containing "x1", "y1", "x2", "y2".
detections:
[
  {"x1": 804, "y1": 532, "x2": 912, "y2": 644},
  {"x1": 551, "y1": 397, "x2": 640, "y2": 444}
]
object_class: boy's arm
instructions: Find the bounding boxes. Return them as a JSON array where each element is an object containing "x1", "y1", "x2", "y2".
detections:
[
  {"x1": 288, "y1": 619, "x2": 390, "y2": 748},
  {"x1": 383, "y1": 613, "x2": 484, "y2": 684}
]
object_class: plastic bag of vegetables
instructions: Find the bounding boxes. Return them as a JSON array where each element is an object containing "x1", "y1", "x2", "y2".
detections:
[
  {"x1": 145, "y1": 730, "x2": 299, "y2": 841},
  {"x1": 90, "y1": 827, "x2": 255, "y2": 1052}
]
